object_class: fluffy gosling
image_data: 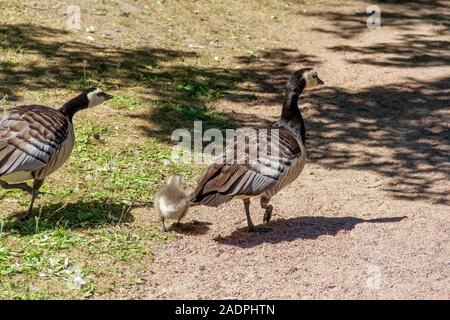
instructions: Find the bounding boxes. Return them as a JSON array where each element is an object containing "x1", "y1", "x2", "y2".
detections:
[{"x1": 154, "y1": 175, "x2": 189, "y2": 232}]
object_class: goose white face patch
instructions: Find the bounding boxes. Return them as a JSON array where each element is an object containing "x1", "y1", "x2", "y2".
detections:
[
  {"x1": 303, "y1": 70, "x2": 319, "y2": 88},
  {"x1": 87, "y1": 88, "x2": 105, "y2": 107}
]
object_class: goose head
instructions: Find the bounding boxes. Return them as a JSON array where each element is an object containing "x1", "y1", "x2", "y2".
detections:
[
  {"x1": 84, "y1": 87, "x2": 114, "y2": 108},
  {"x1": 59, "y1": 87, "x2": 113, "y2": 120},
  {"x1": 287, "y1": 68, "x2": 324, "y2": 94}
]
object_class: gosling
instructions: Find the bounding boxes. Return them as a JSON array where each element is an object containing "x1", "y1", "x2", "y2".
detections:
[{"x1": 154, "y1": 175, "x2": 189, "y2": 232}]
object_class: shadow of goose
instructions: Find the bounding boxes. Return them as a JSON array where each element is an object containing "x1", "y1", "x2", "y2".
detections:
[
  {"x1": 169, "y1": 220, "x2": 213, "y2": 235},
  {"x1": 1, "y1": 200, "x2": 134, "y2": 235},
  {"x1": 214, "y1": 216, "x2": 407, "y2": 248}
]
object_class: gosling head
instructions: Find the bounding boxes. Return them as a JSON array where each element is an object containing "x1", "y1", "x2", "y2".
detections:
[
  {"x1": 287, "y1": 68, "x2": 324, "y2": 94},
  {"x1": 84, "y1": 87, "x2": 114, "y2": 108},
  {"x1": 167, "y1": 174, "x2": 183, "y2": 187}
]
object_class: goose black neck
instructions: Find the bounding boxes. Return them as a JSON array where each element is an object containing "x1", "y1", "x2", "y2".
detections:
[
  {"x1": 59, "y1": 94, "x2": 89, "y2": 122},
  {"x1": 280, "y1": 86, "x2": 306, "y2": 145}
]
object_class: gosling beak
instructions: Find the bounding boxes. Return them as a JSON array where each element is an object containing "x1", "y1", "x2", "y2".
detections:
[{"x1": 317, "y1": 77, "x2": 324, "y2": 85}]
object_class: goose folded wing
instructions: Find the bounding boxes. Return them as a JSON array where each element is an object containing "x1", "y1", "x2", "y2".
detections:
[
  {"x1": 189, "y1": 128, "x2": 302, "y2": 206},
  {"x1": 0, "y1": 107, "x2": 69, "y2": 176}
]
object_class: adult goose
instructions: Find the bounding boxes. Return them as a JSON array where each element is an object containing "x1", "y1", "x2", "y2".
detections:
[
  {"x1": 187, "y1": 68, "x2": 324, "y2": 232},
  {"x1": 0, "y1": 88, "x2": 113, "y2": 218}
]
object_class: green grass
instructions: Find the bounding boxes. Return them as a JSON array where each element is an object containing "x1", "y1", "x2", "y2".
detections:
[
  {"x1": 0, "y1": 0, "x2": 302, "y2": 299},
  {"x1": 110, "y1": 94, "x2": 141, "y2": 111},
  {"x1": 0, "y1": 223, "x2": 175, "y2": 299},
  {"x1": 67, "y1": 123, "x2": 200, "y2": 201},
  {"x1": 94, "y1": 8, "x2": 109, "y2": 16},
  {"x1": 0, "y1": 121, "x2": 199, "y2": 299}
]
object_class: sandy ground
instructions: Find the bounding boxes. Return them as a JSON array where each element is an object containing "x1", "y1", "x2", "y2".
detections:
[
  {"x1": 110, "y1": 1, "x2": 450, "y2": 299},
  {"x1": 140, "y1": 166, "x2": 448, "y2": 299}
]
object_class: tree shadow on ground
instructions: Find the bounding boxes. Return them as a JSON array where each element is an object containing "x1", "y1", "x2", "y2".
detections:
[
  {"x1": 289, "y1": 0, "x2": 449, "y2": 204},
  {"x1": 304, "y1": 76, "x2": 449, "y2": 204},
  {"x1": 1, "y1": 23, "x2": 448, "y2": 204},
  {"x1": 0, "y1": 24, "x2": 320, "y2": 139},
  {"x1": 330, "y1": 33, "x2": 450, "y2": 68},
  {"x1": 300, "y1": 1, "x2": 449, "y2": 68},
  {"x1": 302, "y1": 0, "x2": 449, "y2": 40},
  {"x1": 214, "y1": 215, "x2": 407, "y2": 248},
  {"x1": 1, "y1": 200, "x2": 134, "y2": 235}
]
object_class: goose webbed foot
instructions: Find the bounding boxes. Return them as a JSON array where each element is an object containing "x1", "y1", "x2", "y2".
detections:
[
  {"x1": 244, "y1": 198, "x2": 273, "y2": 233},
  {"x1": 18, "y1": 210, "x2": 33, "y2": 221}
]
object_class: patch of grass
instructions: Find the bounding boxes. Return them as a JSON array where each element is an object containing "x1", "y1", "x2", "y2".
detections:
[
  {"x1": 152, "y1": 102, "x2": 237, "y2": 137},
  {"x1": 0, "y1": 94, "x2": 8, "y2": 110},
  {"x1": 174, "y1": 78, "x2": 217, "y2": 99},
  {"x1": 110, "y1": 94, "x2": 141, "y2": 111},
  {"x1": 0, "y1": 58, "x2": 19, "y2": 69},
  {"x1": 94, "y1": 8, "x2": 109, "y2": 16},
  {"x1": 67, "y1": 123, "x2": 199, "y2": 202},
  {"x1": 0, "y1": 117, "x2": 195, "y2": 299},
  {"x1": 67, "y1": 61, "x2": 106, "y2": 92},
  {"x1": 0, "y1": 222, "x2": 175, "y2": 299},
  {"x1": 0, "y1": 228, "x2": 90, "y2": 299},
  {"x1": 39, "y1": 91, "x2": 51, "y2": 104}
]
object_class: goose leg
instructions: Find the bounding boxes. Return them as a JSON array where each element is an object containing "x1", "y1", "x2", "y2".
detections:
[
  {"x1": 21, "y1": 179, "x2": 44, "y2": 220},
  {"x1": 261, "y1": 197, "x2": 273, "y2": 224},
  {"x1": 244, "y1": 199, "x2": 271, "y2": 233},
  {"x1": 0, "y1": 181, "x2": 33, "y2": 195}
]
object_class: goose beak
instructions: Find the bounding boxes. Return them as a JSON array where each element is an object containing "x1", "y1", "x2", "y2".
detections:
[
  {"x1": 317, "y1": 77, "x2": 324, "y2": 85},
  {"x1": 104, "y1": 93, "x2": 114, "y2": 100}
]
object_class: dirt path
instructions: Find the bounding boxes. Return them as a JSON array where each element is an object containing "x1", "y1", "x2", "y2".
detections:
[
  {"x1": 139, "y1": 165, "x2": 448, "y2": 299},
  {"x1": 107, "y1": 1, "x2": 449, "y2": 299}
]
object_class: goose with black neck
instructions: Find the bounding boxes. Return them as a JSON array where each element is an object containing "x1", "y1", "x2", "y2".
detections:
[
  {"x1": 187, "y1": 68, "x2": 324, "y2": 232},
  {"x1": 0, "y1": 88, "x2": 113, "y2": 219}
]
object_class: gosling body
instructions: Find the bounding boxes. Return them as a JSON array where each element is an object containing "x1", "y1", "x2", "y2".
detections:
[{"x1": 154, "y1": 175, "x2": 189, "y2": 232}]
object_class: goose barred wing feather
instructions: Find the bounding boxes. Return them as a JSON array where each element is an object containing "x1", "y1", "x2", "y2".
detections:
[
  {"x1": 188, "y1": 127, "x2": 302, "y2": 207},
  {"x1": 0, "y1": 106, "x2": 70, "y2": 177}
]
